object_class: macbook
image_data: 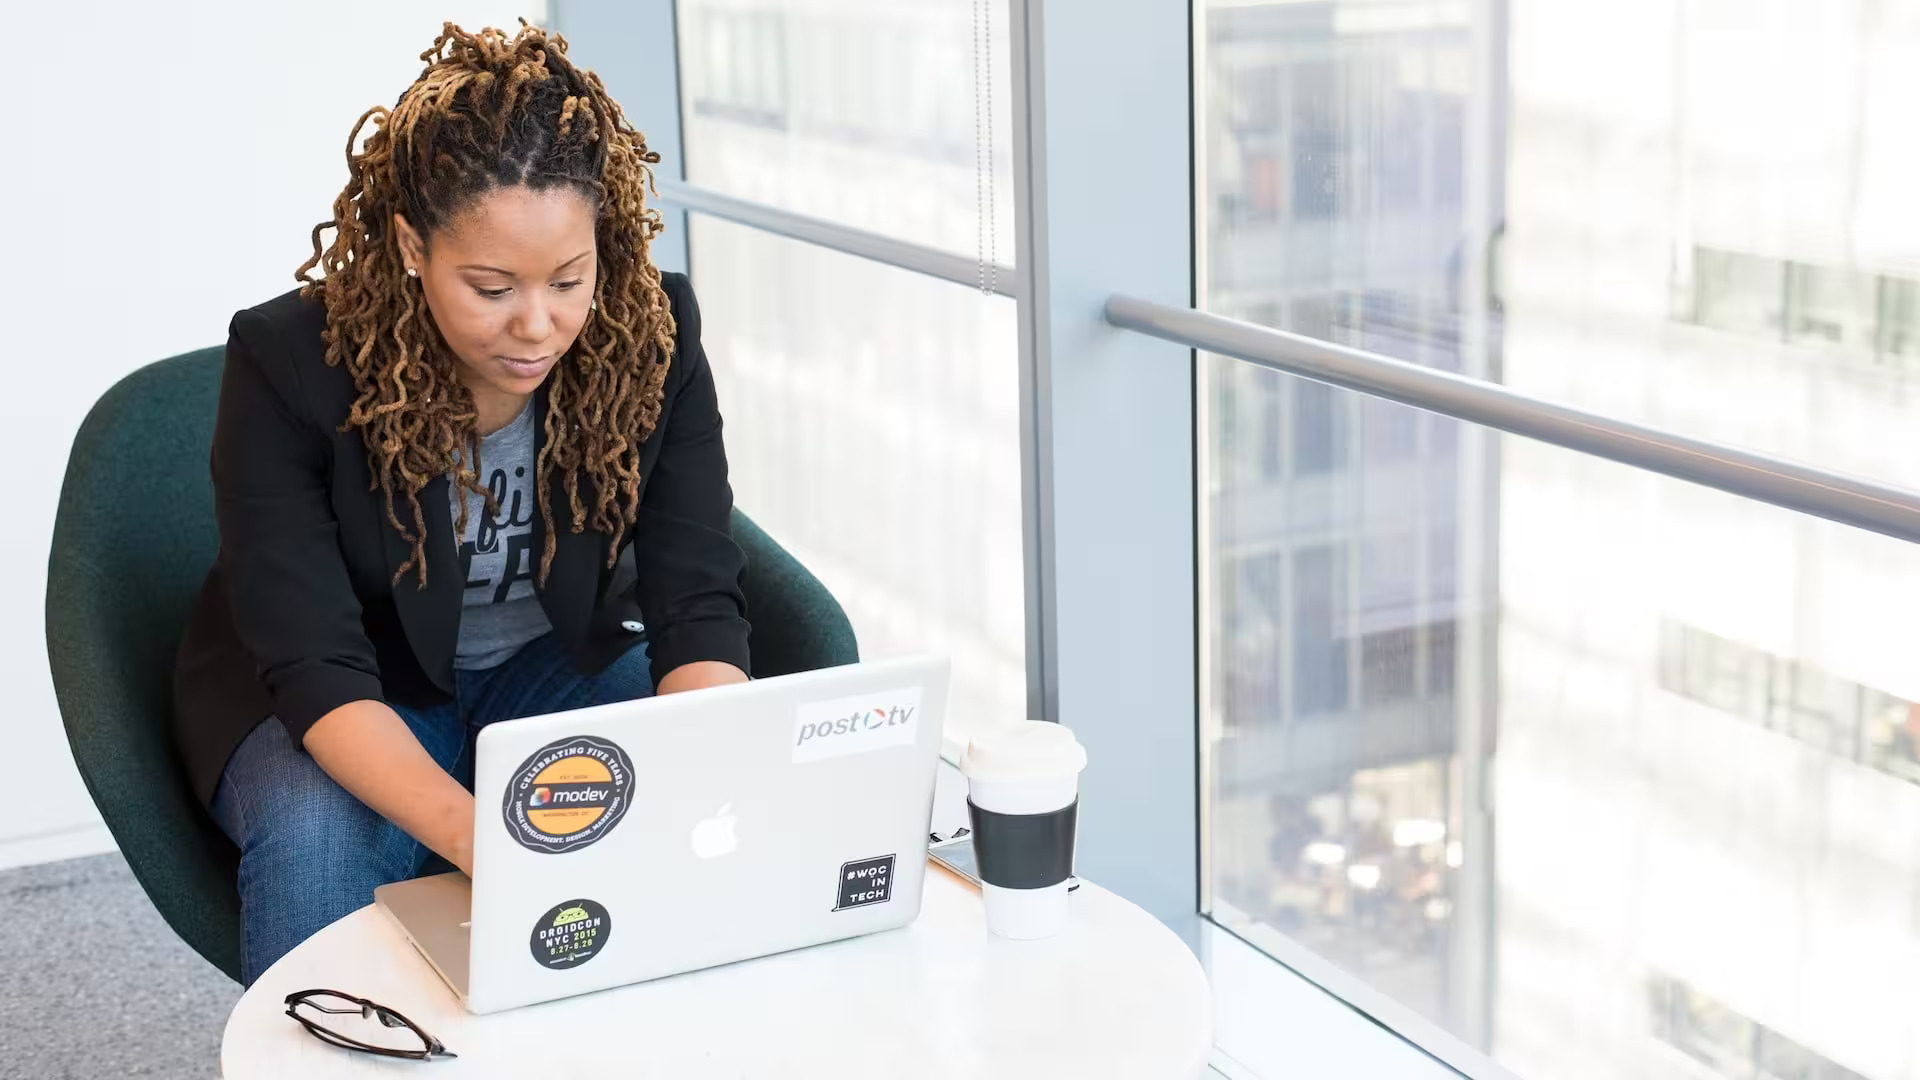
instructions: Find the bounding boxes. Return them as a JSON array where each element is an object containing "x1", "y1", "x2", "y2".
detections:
[{"x1": 375, "y1": 655, "x2": 950, "y2": 1013}]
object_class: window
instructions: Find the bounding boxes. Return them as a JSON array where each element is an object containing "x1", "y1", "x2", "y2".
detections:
[
  {"x1": 670, "y1": 0, "x2": 1022, "y2": 747},
  {"x1": 1648, "y1": 975, "x2": 1870, "y2": 1080},
  {"x1": 1199, "y1": 3, "x2": 1920, "y2": 1079},
  {"x1": 686, "y1": 7, "x2": 789, "y2": 128},
  {"x1": 1684, "y1": 245, "x2": 1920, "y2": 368},
  {"x1": 1787, "y1": 262, "x2": 1876, "y2": 350},
  {"x1": 1879, "y1": 277, "x2": 1920, "y2": 361},
  {"x1": 1209, "y1": 405, "x2": 1920, "y2": 1080},
  {"x1": 1692, "y1": 248, "x2": 1787, "y2": 340},
  {"x1": 1863, "y1": 691, "x2": 1920, "y2": 785},
  {"x1": 1290, "y1": 544, "x2": 1348, "y2": 715},
  {"x1": 677, "y1": 0, "x2": 1013, "y2": 262},
  {"x1": 1659, "y1": 622, "x2": 1767, "y2": 721},
  {"x1": 1213, "y1": 760, "x2": 1458, "y2": 1023},
  {"x1": 688, "y1": 217, "x2": 1024, "y2": 740},
  {"x1": 1658, "y1": 620, "x2": 1918, "y2": 784},
  {"x1": 1223, "y1": 553, "x2": 1283, "y2": 728},
  {"x1": 1290, "y1": 381, "x2": 1344, "y2": 476}
]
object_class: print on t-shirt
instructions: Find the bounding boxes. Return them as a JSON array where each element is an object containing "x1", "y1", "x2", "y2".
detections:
[
  {"x1": 450, "y1": 403, "x2": 553, "y2": 670},
  {"x1": 460, "y1": 462, "x2": 537, "y2": 605}
]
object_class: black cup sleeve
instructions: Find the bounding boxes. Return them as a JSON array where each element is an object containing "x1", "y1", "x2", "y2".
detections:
[{"x1": 965, "y1": 797, "x2": 1078, "y2": 890}]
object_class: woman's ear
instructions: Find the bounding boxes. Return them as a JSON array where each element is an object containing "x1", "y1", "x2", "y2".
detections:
[{"x1": 392, "y1": 213, "x2": 426, "y2": 273}]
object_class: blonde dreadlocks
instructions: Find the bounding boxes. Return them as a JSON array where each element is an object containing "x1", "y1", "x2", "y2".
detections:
[{"x1": 297, "y1": 21, "x2": 675, "y2": 588}]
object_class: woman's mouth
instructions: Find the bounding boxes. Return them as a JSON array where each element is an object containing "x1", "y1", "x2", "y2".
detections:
[{"x1": 499, "y1": 355, "x2": 554, "y2": 379}]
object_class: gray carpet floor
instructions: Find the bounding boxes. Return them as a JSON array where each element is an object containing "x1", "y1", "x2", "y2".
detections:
[{"x1": 0, "y1": 853, "x2": 236, "y2": 1079}]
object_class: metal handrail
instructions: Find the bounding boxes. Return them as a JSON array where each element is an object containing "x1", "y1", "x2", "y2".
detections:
[
  {"x1": 1106, "y1": 294, "x2": 1920, "y2": 547},
  {"x1": 648, "y1": 177, "x2": 1920, "y2": 546},
  {"x1": 654, "y1": 178, "x2": 1019, "y2": 299}
]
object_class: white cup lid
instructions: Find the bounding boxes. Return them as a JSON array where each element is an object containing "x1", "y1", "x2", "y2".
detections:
[{"x1": 960, "y1": 721, "x2": 1087, "y2": 783}]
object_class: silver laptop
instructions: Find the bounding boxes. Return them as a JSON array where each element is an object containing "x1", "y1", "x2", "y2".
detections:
[{"x1": 375, "y1": 655, "x2": 950, "y2": 1014}]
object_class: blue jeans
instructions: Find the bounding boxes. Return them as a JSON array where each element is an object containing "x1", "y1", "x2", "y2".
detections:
[{"x1": 209, "y1": 633, "x2": 654, "y2": 985}]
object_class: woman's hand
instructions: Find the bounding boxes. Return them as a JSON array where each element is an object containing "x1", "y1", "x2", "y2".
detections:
[
  {"x1": 446, "y1": 813, "x2": 475, "y2": 877},
  {"x1": 657, "y1": 660, "x2": 749, "y2": 696}
]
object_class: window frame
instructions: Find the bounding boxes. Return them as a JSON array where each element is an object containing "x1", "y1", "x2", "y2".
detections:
[
  {"x1": 556, "y1": 1, "x2": 691, "y2": 276},
  {"x1": 1006, "y1": 0, "x2": 1201, "y2": 931}
]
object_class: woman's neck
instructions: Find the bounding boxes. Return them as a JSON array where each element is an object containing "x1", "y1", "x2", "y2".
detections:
[{"x1": 473, "y1": 389, "x2": 532, "y2": 437}]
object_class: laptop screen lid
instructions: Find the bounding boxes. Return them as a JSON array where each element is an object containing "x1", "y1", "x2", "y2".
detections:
[{"x1": 463, "y1": 655, "x2": 950, "y2": 1013}]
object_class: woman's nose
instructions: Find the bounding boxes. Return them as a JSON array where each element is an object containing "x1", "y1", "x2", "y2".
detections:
[{"x1": 514, "y1": 295, "x2": 554, "y2": 341}]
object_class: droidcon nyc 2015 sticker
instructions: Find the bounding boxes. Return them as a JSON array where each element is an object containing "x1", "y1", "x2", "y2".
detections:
[{"x1": 529, "y1": 899, "x2": 612, "y2": 969}]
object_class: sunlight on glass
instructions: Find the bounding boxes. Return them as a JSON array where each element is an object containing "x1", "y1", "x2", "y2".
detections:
[
  {"x1": 676, "y1": 0, "x2": 1015, "y2": 261},
  {"x1": 1199, "y1": 2, "x2": 1920, "y2": 1079},
  {"x1": 675, "y1": 0, "x2": 1026, "y2": 741},
  {"x1": 690, "y1": 218, "x2": 1025, "y2": 739}
]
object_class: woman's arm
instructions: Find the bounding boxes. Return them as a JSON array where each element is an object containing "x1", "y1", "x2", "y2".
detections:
[
  {"x1": 214, "y1": 310, "x2": 467, "y2": 863},
  {"x1": 305, "y1": 701, "x2": 477, "y2": 874},
  {"x1": 658, "y1": 660, "x2": 749, "y2": 695},
  {"x1": 213, "y1": 310, "x2": 387, "y2": 737},
  {"x1": 629, "y1": 274, "x2": 754, "y2": 690}
]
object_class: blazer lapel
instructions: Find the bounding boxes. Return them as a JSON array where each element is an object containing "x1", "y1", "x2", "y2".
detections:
[
  {"x1": 532, "y1": 387, "x2": 601, "y2": 648},
  {"x1": 382, "y1": 474, "x2": 461, "y2": 693}
]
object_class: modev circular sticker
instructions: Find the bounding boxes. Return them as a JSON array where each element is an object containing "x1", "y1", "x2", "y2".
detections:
[
  {"x1": 530, "y1": 899, "x2": 611, "y2": 970},
  {"x1": 501, "y1": 735, "x2": 635, "y2": 854}
]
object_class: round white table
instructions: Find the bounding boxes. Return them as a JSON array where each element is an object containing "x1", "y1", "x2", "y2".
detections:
[{"x1": 223, "y1": 867, "x2": 1213, "y2": 1078}]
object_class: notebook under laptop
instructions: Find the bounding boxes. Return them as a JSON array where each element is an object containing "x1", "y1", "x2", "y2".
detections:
[{"x1": 374, "y1": 655, "x2": 950, "y2": 1014}]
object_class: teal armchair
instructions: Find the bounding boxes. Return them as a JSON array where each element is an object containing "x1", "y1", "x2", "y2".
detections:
[{"x1": 46, "y1": 345, "x2": 857, "y2": 982}]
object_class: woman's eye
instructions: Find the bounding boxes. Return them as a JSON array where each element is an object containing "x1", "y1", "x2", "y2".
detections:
[
  {"x1": 553, "y1": 280, "x2": 585, "y2": 292},
  {"x1": 475, "y1": 286, "x2": 512, "y2": 300}
]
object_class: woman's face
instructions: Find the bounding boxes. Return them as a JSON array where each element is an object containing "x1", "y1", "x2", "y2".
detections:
[{"x1": 394, "y1": 186, "x2": 598, "y2": 419}]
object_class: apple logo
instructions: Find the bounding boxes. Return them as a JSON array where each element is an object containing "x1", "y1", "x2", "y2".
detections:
[{"x1": 690, "y1": 803, "x2": 739, "y2": 860}]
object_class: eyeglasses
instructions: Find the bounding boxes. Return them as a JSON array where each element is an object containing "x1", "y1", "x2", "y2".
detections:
[{"x1": 284, "y1": 989, "x2": 457, "y2": 1061}]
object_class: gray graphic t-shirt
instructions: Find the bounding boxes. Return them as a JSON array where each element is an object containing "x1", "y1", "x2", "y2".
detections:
[{"x1": 451, "y1": 402, "x2": 553, "y2": 669}]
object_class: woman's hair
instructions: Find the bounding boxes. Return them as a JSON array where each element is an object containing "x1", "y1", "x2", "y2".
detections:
[{"x1": 297, "y1": 21, "x2": 674, "y2": 587}]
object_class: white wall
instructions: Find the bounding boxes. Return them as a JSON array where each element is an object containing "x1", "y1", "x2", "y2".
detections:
[{"x1": 0, "y1": 0, "x2": 548, "y2": 869}]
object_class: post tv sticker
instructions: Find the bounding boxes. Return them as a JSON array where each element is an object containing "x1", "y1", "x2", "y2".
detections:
[
  {"x1": 834, "y1": 855, "x2": 895, "y2": 911},
  {"x1": 792, "y1": 687, "x2": 924, "y2": 763},
  {"x1": 502, "y1": 735, "x2": 634, "y2": 854},
  {"x1": 530, "y1": 899, "x2": 611, "y2": 970}
]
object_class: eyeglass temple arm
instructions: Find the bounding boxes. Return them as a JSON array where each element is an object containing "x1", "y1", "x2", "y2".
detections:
[{"x1": 285, "y1": 990, "x2": 456, "y2": 1058}]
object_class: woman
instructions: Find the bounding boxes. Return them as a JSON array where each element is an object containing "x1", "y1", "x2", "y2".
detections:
[{"x1": 172, "y1": 22, "x2": 750, "y2": 985}]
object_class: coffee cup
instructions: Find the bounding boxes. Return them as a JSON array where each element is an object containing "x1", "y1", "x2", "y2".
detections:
[{"x1": 959, "y1": 721, "x2": 1087, "y2": 939}]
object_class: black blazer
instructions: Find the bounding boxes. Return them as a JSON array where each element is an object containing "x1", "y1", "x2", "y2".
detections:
[{"x1": 172, "y1": 272, "x2": 749, "y2": 805}]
